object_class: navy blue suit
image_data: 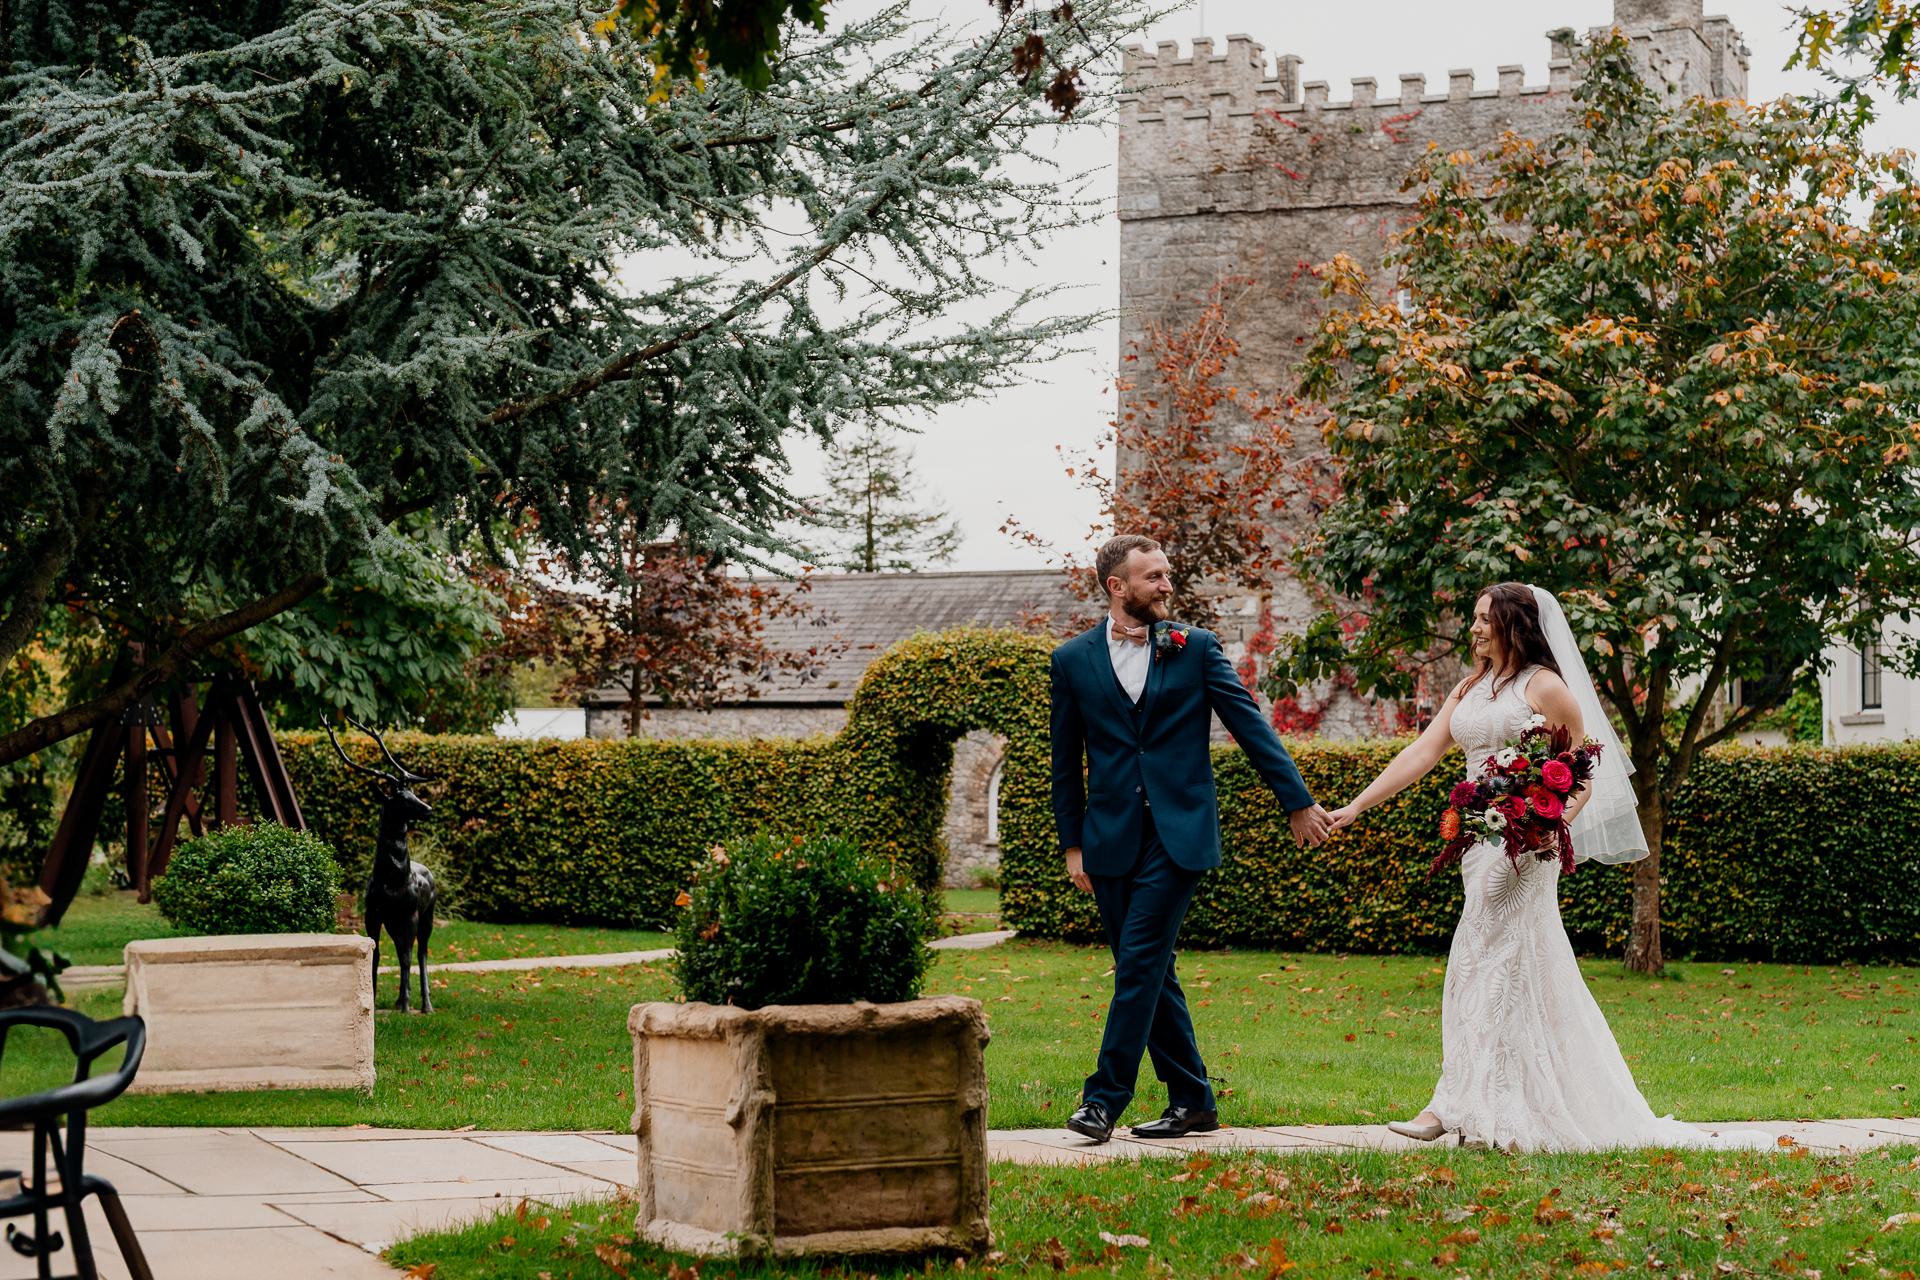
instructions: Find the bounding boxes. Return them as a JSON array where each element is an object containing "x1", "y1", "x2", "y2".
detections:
[{"x1": 1050, "y1": 620, "x2": 1316, "y2": 1122}]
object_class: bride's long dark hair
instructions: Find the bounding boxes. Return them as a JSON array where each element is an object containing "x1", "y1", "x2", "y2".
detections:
[{"x1": 1460, "y1": 582, "x2": 1563, "y2": 698}]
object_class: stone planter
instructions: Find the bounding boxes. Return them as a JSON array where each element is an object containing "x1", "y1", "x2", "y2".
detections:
[
  {"x1": 628, "y1": 996, "x2": 990, "y2": 1260},
  {"x1": 122, "y1": 934, "x2": 376, "y2": 1093}
]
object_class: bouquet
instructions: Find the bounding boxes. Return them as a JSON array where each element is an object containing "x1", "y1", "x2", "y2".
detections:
[{"x1": 1432, "y1": 714, "x2": 1602, "y2": 877}]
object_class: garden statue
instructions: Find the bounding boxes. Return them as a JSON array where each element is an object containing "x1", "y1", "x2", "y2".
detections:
[{"x1": 325, "y1": 721, "x2": 437, "y2": 1014}]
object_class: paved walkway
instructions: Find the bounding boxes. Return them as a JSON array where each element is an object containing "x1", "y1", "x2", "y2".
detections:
[
  {"x1": 61, "y1": 931, "x2": 1018, "y2": 993},
  {"x1": 8, "y1": 1117, "x2": 1915, "y2": 1279}
]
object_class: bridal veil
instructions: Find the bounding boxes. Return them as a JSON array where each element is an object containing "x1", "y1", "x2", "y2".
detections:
[{"x1": 1527, "y1": 586, "x2": 1649, "y2": 865}]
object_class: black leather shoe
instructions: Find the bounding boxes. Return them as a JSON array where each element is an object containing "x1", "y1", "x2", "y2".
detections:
[
  {"x1": 1065, "y1": 1101, "x2": 1114, "y2": 1143},
  {"x1": 1130, "y1": 1106, "x2": 1220, "y2": 1139}
]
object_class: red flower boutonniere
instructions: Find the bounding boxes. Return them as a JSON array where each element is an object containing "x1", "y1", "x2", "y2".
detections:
[{"x1": 1152, "y1": 622, "x2": 1190, "y2": 660}]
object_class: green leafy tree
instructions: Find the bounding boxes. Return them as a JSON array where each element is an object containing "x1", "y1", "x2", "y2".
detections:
[
  {"x1": 1280, "y1": 36, "x2": 1920, "y2": 973},
  {"x1": 241, "y1": 530, "x2": 511, "y2": 735},
  {"x1": 0, "y1": 0, "x2": 1138, "y2": 767},
  {"x1": 1789, "y1": 0, "x2": 1920, "y2": 126},
  {"x1": 807, "y1": 425, "x2": 962, "y2": 573}
]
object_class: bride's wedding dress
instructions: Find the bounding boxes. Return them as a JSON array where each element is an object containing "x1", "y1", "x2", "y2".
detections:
[{"x1": 1430, "y1": 665, "x2": 1773, "y2": 1152}]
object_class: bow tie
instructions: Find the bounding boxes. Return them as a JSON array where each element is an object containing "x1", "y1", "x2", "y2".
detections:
[{"x1": 1110, "y1": 621, "x2": 1150, "y2": 647}]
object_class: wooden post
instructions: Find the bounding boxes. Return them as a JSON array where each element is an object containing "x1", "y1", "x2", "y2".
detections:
[
  {"x1": 214, "y1": 706, "x2": 237, "y2": 830},
  {"x1": 125, "y1": 709, "x2": 149, "y2": 899}
]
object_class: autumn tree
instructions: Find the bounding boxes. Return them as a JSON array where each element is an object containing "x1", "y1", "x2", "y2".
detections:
[
  {"x1": 497, "y1": 504, "x2": 840, "y2": 738},
  {"x1": 1006, "y1": 277, "x2": 1301, "y2": 634},
  {"x1": 807, "y1": 425, "x2": 962, "y2": 573},
  {"x1": 1282, "y1": 36, "x2": 1920, "y2": 972}
]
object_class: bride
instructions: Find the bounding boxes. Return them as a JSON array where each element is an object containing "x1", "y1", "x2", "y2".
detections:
[{"x1": 1328, "y1": 583, "x2": 1771, "y2": 1152}]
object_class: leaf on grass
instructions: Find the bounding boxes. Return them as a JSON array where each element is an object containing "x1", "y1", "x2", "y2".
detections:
[
  {"x1": 1263, "y1": 1236, "x2": 1295, "y2": 1278},
  {"x1": 1099, "y1": 1231, "x2": 1150, "y2": 1248},
  {"x1": 1221, "y1": 1251, "x2": 1258, "y2": 1271},
  {"x1": 1483, "y1": 1212, "x2": 1511, "y2": 1227},
  {"x1": 403, "y1": 1266, "x2": 437, "y2": 1280},
  {"x1": 1322, "y1": 1217, "x2": 1344, "y2": 1234},
  {"x1": 1887, "y1": 1212, "x2": 1920, "y2": 1230},
  {"x1": 1439, "y1": 1229, "x2": 1480, "y2": 1245},
  {"x1": 596, "y1": 1243, "x2": 633, "y2": 1278},
  {"x1": 1679, "y1": 1182, "x2": 1707, "y2": 1196},
  {"x1": 497, "y1": 1235, "x2": 516, "y2": 1249},
  {"x1": 1045, "y1": 1236, "x2": 1068, "y2": 1271}
]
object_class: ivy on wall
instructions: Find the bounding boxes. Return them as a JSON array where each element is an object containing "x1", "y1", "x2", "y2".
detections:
[{"x1": 284, "y1": 626, "x2": 1920, "y2": 961}]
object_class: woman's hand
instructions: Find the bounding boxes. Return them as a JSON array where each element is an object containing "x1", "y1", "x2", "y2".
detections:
[{"x1": 1329, "y1": 803, "x2": 1361, "y2": 831}]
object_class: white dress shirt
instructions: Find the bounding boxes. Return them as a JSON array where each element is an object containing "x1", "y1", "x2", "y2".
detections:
[{"x1": 1106, "y1": 613, "x2": 1151, "y2": 704}]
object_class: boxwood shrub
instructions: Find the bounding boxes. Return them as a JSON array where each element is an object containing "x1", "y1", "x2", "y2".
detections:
[
  {"x1": 672, "y1": 834, "x2": 933, "y2": 1008},
  {"x1": 280, "y1": 627, "x2": 1920, "y2": 962},
  {"x1": 152, "y1": 822, "x2": 342, "y2": 936}
]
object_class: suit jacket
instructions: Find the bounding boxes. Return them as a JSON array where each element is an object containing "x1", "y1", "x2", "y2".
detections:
[{"x1": 1050, "y1": 621, "x2": 1315, "y2": 875}]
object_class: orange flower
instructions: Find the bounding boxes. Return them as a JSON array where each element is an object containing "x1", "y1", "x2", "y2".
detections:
[
  {"x1": 1439, "y1": 808, "x2": 1461, "y2": 841},
  {"x1": 673, "y1": 890, "x2": 692, "y2": 908}
]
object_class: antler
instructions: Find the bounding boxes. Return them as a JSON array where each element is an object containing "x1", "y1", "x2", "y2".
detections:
[
  {"x1": 349, "y1": 718, "x2": 434, "y2": 783},
  {"x1": 324, "y1": 722, "x2": 399, "y2": 786}
]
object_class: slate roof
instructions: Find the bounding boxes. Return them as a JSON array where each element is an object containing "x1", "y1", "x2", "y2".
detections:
[{"x1": 582, "y1": 569, "x2": 1083, "y2": 707}]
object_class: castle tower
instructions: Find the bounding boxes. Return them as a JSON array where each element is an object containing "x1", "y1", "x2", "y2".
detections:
[{"x1": 1114, "y1": 3, "x2": 1745, "y2": 734}]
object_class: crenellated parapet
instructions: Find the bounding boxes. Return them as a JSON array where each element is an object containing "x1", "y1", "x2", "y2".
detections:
[{"x1": 1118, "y1": 35, "x2": 1578, "y2": 224}]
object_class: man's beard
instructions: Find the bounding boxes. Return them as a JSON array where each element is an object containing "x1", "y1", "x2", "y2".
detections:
[{"x1": 1117, "y1": 586, "x2": 1171, "y2": 628}]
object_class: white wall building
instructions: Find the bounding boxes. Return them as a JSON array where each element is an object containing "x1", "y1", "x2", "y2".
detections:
[{"x1": 1820, "y1": 622, "x2": 1909, "y2": 745}]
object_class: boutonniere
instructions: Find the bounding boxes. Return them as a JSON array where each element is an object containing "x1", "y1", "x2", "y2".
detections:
[{"x1": 1153, "y1": 622, "x2": 1190, "y2": 661}]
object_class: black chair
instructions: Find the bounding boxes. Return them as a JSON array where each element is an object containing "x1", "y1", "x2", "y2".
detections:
[{"x1": 0, "y1": 1007, "x2": 151, "y2": 1280}]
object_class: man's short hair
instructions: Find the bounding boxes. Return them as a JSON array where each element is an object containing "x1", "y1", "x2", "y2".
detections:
[{"x1": 1095, "y1": 534, "x2": 1162, "y2": 597}]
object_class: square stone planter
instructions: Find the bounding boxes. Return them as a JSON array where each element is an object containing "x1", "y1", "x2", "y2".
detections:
[
  {"x1": 628, "y1": 995, "x2": 990, "y2": 1260},
  {"x1": 122, "y1": 934, "x2": 376, "y2": 1093}
]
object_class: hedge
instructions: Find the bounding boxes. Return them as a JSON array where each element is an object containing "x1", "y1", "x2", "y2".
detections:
[
  {"x1": 282, "y1": 626, "x2": 1920, "y2": 962},
  {"x1": 282, "y1": 627, "x2": 1053, "y2": 929}
]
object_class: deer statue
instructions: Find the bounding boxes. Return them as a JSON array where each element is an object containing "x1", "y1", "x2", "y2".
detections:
[{"x1": 325, "y1": 720, "x2": 438, "y2": 1014}]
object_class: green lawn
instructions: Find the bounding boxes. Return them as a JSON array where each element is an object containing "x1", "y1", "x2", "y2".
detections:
[
  {"x1": 386, "y1": 1143, "x2": 1920, "y2": 1278},
  {"x1": 926, "y1": 941, "x2": 1920, "y2": 1130},
  {"x1": 42, "y1": 891, "x2": 672, "y2": 967},
  {"x1": 941, "y1": 887, "x2": 1003, "y2": 937},
  {"x1": 9, "y1": 937, "x2": 1911, "y2": 1133}
]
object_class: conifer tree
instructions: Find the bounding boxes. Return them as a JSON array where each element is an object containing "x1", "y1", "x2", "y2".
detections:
[
  {"x1": 0, "y1": 0, "x2": 1138, "y2": 765},
  {"x1": 807, "y1": 426, "x2": 962, "y2": 573}
]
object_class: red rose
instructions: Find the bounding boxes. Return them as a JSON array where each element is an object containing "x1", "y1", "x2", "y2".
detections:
[
  {"x1": 1503, "y1": 757, "x2": 1532, "y2": 776},
  {"x1": 1540, "y1": 759, "x2": 1574, "y2": 792},
  {"x1": 1171, "y1": 629, "x2": 1187, "y2": 646},
  {"x1": 1532, "y1": 792, "x2": 1565, "y2": 821},
  {"x1": 1495, "y1": 795, "x2": 1527, "y2": 822}
]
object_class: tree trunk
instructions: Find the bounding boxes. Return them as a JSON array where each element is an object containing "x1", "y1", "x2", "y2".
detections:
[{"x1": 1624, "y1": 787, "x2": 1664, "y2": 974}]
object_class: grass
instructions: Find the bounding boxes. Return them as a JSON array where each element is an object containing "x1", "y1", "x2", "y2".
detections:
[
  {"x1": 941, "y1": 888, "x2": 1003, "y2": 937},
  {"x1": 7, "y1": 934, "x2": 1911, "y2": 1134},
  {"x1": 384, "y1": 1143, "x2": 1920, "y2": 1278},
  {"x1": 42, "y1": 891, "x2": 672, "y2": 967},
  {"x1": 4, "y1": 960, "x2": 677, "y2": 1129},
  {"x1": 922, "y1": 941, "x2": 1920, "y2": 1130}
]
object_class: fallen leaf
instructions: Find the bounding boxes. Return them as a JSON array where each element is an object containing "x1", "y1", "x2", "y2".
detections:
[
  {"x1": 1099, "y1": 1231, "x2": 1150, "y2": 1248},
  {"x1": 1323, "y1": 1217, "x2": 1343, "y2": 1234},
  {"x1": 1045, "y1": 1237, "x2": 1068, "y2": 1271},
  {"x1": 497, "y1": 1235, "x2": 516, "y2": 1249},
  {"x1": 1484, "y1": 1212, "x2": 1511, "y2": 1227},
  {"x1": 1888, "y1": 1212, "x2": 1920, "y2": 1230},
  {"x1": 1262, "y1": 1236, "x2": 1295, "y2": 1278},
  {"x1": 596, "y1": 1243, "x2": 633, "y2": 1278},
  {"x1": 1168, "y1": 1171, "x2": 1194, "y2": 1183},
  {"x1": 1434, "y1": 1252, "x2": 1459, "y2": 1266},
  {"x1": 403, "y1": 1267, "x2": 437, "y2": 1280},
  {"x1": 1439, "y1": 1229, "x2": 1480, "y2": 1245},
  {"x1": 1221, "y1": 1251, "x2": 1257, "y2": 1271},
  {"x1": 1679, "y1": 1182, "x2": 1706, "y2": 1196}
]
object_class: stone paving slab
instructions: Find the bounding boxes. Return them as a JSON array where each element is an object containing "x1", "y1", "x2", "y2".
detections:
[{"x1": 0, "y1": 1117, "x2": 1905, "y2": 1278}]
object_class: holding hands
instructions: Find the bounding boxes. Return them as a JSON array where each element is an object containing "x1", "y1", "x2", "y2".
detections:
[{"x1": 1288, "y1": 803, "x2": 1337, "y2": 847}]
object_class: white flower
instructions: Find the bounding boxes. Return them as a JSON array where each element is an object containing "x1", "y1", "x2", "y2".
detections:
[
  {"x1": 1484, "y1": 808, "x2": 1507, "y2": 831},
  {"x1": 1495, "y1": 747, "x2": 1520, "y2": 767},
  {"x1": 1527, "y1": 713, "x2": 1547, "y2": 728}
]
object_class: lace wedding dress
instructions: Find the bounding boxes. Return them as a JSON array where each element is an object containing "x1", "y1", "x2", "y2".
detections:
[{"x1": 1429, "y1": 666, "x2": 1773, "y2": 1152}]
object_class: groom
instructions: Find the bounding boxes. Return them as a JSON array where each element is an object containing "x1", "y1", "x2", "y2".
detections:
[{"x1": 1052, "y1": 535, "x2": 1332, "y2": 1142}]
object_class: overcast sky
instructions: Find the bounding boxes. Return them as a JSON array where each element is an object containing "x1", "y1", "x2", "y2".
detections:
[{"x1": 777, "y1": 0, "x2": 1920, "y2": 574}]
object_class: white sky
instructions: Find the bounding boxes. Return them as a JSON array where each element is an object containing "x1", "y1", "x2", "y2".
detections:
[{"x1": 773, "y1": 0, "x2": 1920, "y2": 573}]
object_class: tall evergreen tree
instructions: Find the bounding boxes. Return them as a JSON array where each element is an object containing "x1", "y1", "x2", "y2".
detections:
[
  {"x1": 807, "y1": 426, "x2": 962, "y2": 573},
  {"x1": 0, "y1": 0, "x2": 1136, "y2": 764}
]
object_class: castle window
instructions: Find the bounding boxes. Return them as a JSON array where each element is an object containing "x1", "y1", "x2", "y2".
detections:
[{"x1": 986, "y1": 761, "x2": 1002, "y2": 845}]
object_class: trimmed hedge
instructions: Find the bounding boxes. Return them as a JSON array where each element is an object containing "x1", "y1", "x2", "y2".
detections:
[
  {"x1": 281, "y1": 627, "x2": 1920, "y2": 961},
  {"x1": 153, "y1": 822, "x2": 342, "y2": 936},
  {"x1": 282, "y1": 627, "x2": 1053, "y2": 928}
]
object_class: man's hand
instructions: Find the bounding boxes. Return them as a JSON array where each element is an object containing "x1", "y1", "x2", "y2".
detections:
[
  {"x1": 1289, "y1": 803, "x2": 1335, "y2": 848},
  {"x1": 1064, "y1": 847, "x2": 1093, "y2": 893}
]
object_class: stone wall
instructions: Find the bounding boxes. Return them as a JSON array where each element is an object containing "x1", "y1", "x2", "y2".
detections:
[{"x1": 941, "y1": 731, "x2": 1007, "y2": 889}]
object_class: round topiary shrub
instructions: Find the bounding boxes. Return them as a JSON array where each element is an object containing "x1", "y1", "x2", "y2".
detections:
[
  {"x1": 673, "y1": 834, "x2": 933, "y2": 1009},
  {"x1": 152, "y1": 822, "x2": 342, "y2": 936}
]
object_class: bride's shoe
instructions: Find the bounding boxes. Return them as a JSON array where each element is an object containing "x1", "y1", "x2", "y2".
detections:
[{"x1": 1386, "y1": 1115, "x2": 1447, "y2": 1142}]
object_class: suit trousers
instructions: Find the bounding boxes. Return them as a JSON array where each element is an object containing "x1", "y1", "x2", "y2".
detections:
[{"x1": 1083, "y1": 808, "x2": 1214, "y2": 1121}]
